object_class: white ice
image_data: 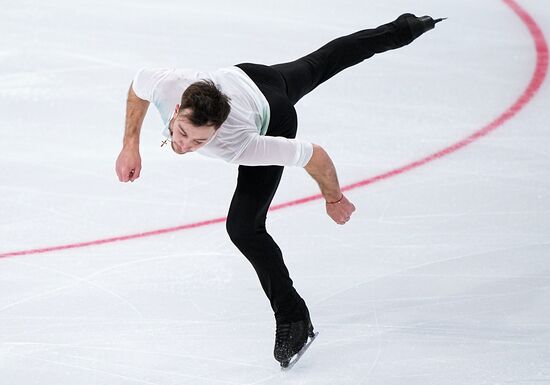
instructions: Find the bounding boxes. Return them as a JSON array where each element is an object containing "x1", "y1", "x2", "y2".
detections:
[{"x1": 1, "y1": 0, "x2": 550, "y2": 384}]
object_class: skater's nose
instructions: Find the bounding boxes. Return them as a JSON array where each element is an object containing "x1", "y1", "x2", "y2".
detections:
[{"x1": 180, "y1": 139, "x2": 196, "y2": 152}]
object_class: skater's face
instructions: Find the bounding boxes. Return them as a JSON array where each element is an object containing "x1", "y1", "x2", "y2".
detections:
[{"x1": 163, "y1": 105, "x2": 216, "y2": 154}]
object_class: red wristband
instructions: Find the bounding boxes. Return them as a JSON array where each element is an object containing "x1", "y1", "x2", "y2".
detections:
[{"x1": 326, "y1": 194, "x2": 344, "y2": 204}]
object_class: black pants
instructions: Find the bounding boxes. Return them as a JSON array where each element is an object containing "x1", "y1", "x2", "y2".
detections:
[{"x1": 227, "y1": 16, "x2": 416, "y2": 323}]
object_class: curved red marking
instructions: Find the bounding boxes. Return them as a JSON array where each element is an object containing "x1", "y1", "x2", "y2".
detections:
[{"x1": 0, "y1": 0, "x2": 547, "y2": 259}]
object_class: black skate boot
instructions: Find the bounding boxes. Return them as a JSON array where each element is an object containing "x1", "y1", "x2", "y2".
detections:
[
  {"x1": 273, "y1": 317, "x2": 315, "y2": 368},
  {"x1": 393, "y1": 13, "x2": 446, "y2": 42}
]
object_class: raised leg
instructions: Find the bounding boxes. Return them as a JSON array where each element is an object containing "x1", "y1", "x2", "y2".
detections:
[{"x1": 270, "y1": 13, "x2": 440, "y2": 104}]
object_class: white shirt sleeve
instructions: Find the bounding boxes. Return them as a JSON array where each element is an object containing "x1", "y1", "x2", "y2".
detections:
[
  {"x1": 131, "y1": 67, "x2": 171, "y2": 101},
  {"x1": 232, "y1": 134, "x2": 314, "y2": 167}
]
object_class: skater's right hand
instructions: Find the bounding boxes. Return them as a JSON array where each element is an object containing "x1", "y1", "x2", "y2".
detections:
[{"x1": 116, "y1": 146, "x2": 142, "y2": 182}]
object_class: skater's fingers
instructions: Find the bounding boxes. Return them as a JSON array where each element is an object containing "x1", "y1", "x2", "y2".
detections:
[
  {"x1": 115, "y1": 162, "x2": 127, "y2": 182},
  {"x1": 116, "y1": 166, "x2": 123, "y2": 182},
  {"x1": 341, "y1": 215, "x2": 351, "y2": 225},
  {"x1": 120, "y1": 167, "x2": 134, "y2": 183},
  {"x1": 120, "y1": 169, "x2": 129, "y2": 182},
  {"x1": 115, "y1": 148, "x2": 142, "y2": 183},
  {"x1": 337, "y1": 217, "x2": 349, "y2": 225},
  {"x1": 331, "y1": 211, "x2": 349, "y2": 225},
  {"x1": 325, "y1": 194, "x2": 355, "y2": 225},
  {"x1": 129, "y1": 166, "x2": 142, "y2": 182}
]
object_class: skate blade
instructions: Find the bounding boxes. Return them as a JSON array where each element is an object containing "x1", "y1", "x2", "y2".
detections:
[{"x1": 280, "y1": 332, "x2": 319, "y2": 371}]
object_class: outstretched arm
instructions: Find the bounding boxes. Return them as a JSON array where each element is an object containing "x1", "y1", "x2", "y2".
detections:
[
  {"x1": 304, "y1": 144, "x2": 356, "y2": 225},
  {"x1": 115, "y1": 84, "x2": 149, "y2": 182}
]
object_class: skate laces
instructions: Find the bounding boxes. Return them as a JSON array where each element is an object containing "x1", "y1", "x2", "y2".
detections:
[{"x1": 275, "y1": 323, "x2": 293, "y2": 345}]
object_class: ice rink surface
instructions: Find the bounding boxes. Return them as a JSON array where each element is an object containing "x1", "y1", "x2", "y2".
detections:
[{"x1": 1, "y1": 0, "x2": 549, "y2": 384}]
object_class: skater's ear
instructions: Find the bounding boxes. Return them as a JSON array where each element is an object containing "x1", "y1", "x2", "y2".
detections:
[{"x1": 171, "y1": 104, "x2": 181, "y2": 121}]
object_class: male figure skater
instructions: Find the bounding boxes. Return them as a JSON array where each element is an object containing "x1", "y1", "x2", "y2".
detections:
[{"x1": 115, "y1": 13, "x2": 443, "y2": 367}]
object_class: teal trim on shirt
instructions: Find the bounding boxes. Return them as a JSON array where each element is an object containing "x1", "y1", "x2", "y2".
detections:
[{"x1": 259, "y1": 103, "x2": 270, "y2": 136}]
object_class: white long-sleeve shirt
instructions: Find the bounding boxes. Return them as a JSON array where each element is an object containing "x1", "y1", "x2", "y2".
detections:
[{"x1": 132, "y1": 66, "x2": 313, "y2": 167}]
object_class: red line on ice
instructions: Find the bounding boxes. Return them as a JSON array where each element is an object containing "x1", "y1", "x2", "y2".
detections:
[{"x1": 0, "y1": 0, "x2": 547, "y2": 259}]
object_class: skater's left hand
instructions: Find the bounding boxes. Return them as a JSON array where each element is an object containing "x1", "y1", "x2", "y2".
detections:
[{"x1": 326, "y1": 194, "x2": 355, "y2": 225}]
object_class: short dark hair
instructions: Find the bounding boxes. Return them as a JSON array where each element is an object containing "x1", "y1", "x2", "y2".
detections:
[{"x1": 179, "y1": 80, "x2": 230, "y2": 128}]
